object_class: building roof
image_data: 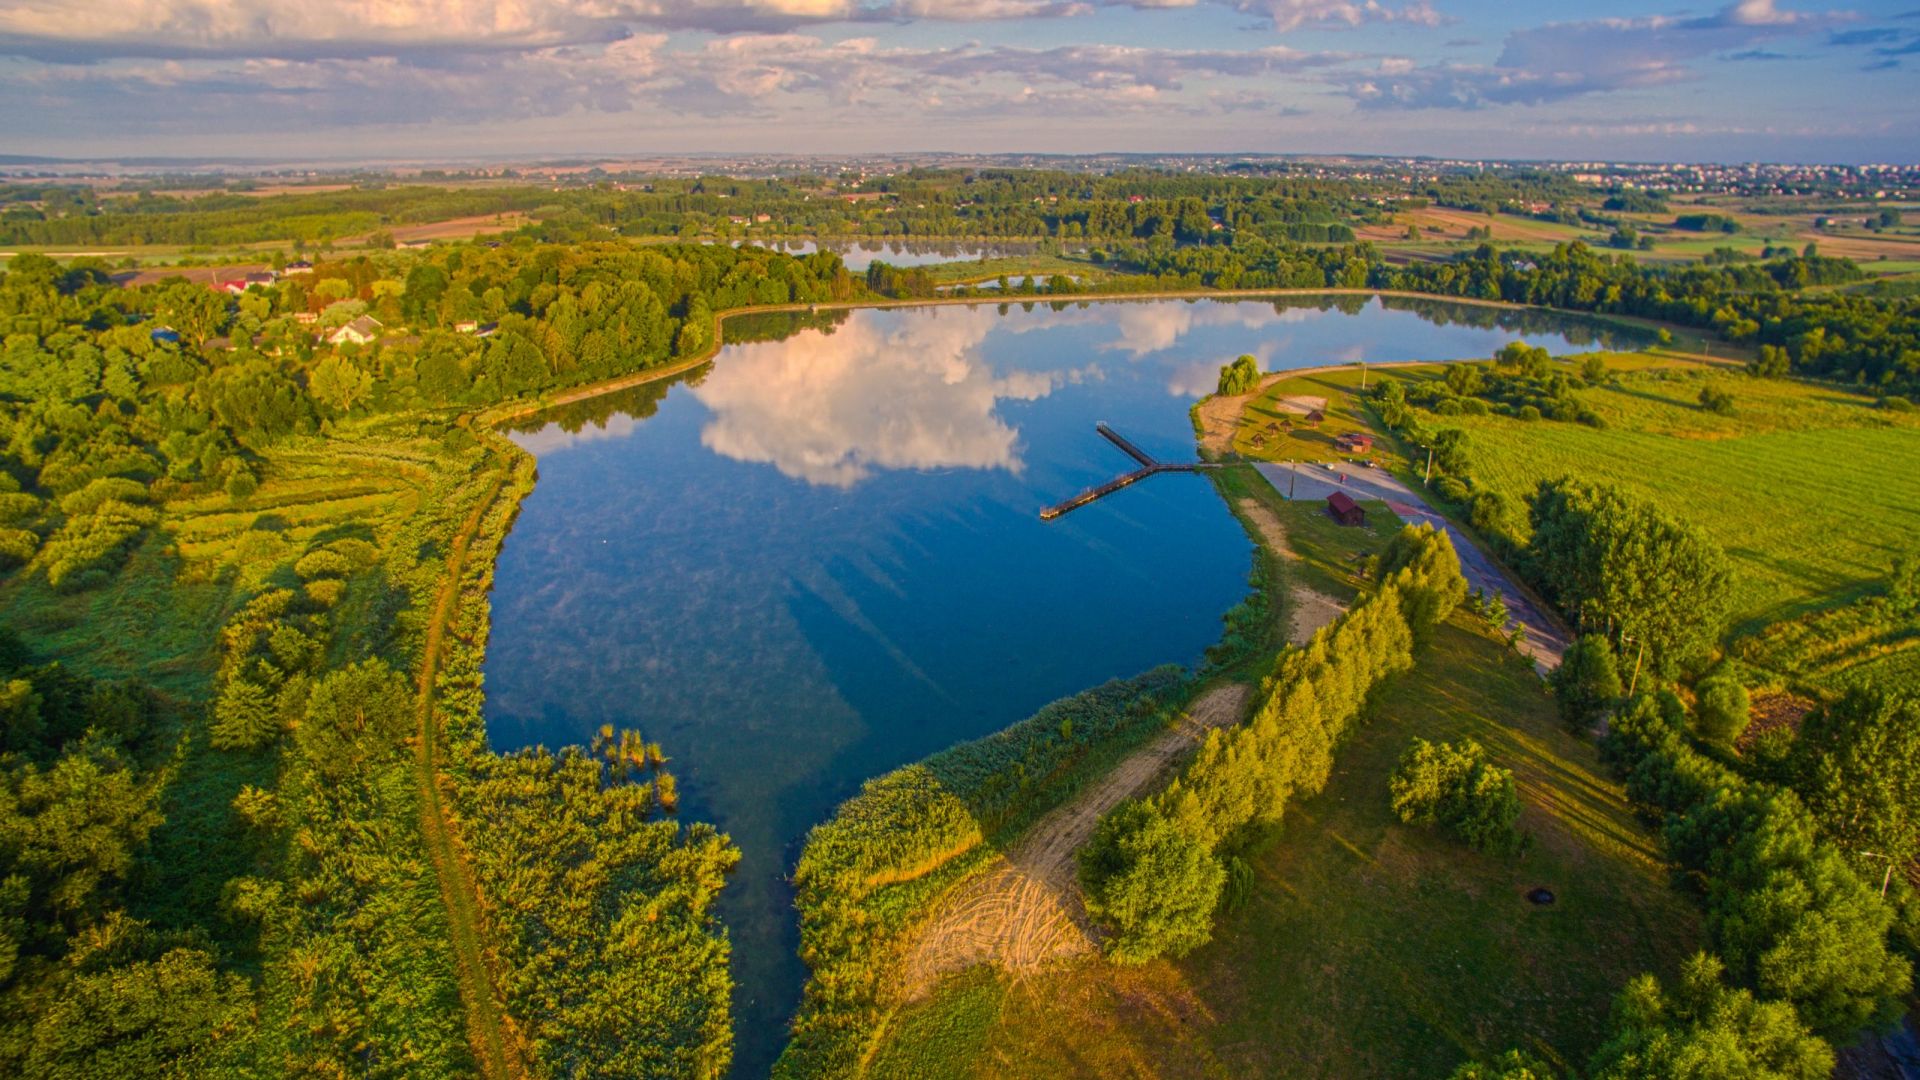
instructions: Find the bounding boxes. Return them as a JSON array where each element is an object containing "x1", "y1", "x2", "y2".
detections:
[{"x1": 1327, "y1": 491, "x2": 1361, "y2": 515}]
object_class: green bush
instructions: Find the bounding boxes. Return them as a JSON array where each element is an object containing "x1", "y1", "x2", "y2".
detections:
[
  {"x1": 1449, "y1": 1050, "x2": 1560, "y2": 1079},
  {"x1": 1390, "y1": 738, "x2": 1527, "y2": 855},
  {"x1": 1078, "y1": 800, "x2": 1224, "y2": 963},
  {"x1": 1693, "y1": 671, "x2": 1751, "y2": 745},
  {"x1": 1549, "y1": 634, "x2": 1622, "y2": 730}
]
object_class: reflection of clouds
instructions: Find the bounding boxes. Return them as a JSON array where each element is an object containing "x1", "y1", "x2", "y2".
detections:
[
  {"x1": 510, "y1": 411, "x2": 644, "y2": 455},
  {"x1": 998, "y1": 297, "x2": 1330, "y2": 359},
  {"x1": 692, "y1": 307, "x2": 1080, "y2": 487}
]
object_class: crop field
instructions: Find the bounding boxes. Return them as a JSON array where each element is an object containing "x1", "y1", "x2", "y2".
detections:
[{"x1": 871, "y1": 501, "x2": 1700, "y2": 1078}]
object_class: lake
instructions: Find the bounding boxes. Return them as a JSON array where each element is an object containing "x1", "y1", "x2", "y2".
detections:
[
  {"x1": 738, "y1": 238, "x2": 1065, "y2": 269},
  {"x1": 483, "y1": 294, "x2": 1645, "y2": 1075}
]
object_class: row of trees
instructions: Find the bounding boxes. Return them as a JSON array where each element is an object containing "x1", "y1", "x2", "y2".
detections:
[{"x1": 1078, "y1": 525, "x2": 1467, "y2": 961}]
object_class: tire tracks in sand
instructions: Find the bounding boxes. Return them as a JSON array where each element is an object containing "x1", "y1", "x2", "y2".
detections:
[{"x1": 897, "y1": 683, "x2": 1251, "y2": 998}]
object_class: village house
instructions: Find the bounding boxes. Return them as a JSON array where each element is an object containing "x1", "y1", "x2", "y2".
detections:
[
  {"x1": 282, "y1": 260, "x2": 314, "y2": 275},
  {"x1": 214, "y1": 271, "x2": 278, "y2": 295},
  {"x1": 325, "y1": 315, "x2": 383, "y2": 346},
  {"x1": 1326, "y1": 491, "x2": 1366, "y2": 527},
  {"x1": 1336, "y1": 432, "x2": 1375, "y2": 454}
]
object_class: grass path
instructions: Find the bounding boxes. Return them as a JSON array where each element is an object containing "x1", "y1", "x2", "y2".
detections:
[
  {"x1": 411, "y1": 461, "x2": 529, "y2": 1080},
  {"x1": 896, "y1": 682, "x2": 1251, "y2": 999}
]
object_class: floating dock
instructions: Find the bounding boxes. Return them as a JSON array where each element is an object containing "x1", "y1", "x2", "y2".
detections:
[{"x1": 1040, "y1": 423, "x2": 1217, "y2": 520}]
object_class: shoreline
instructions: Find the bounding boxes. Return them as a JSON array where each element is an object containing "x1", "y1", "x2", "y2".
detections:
[{"x1": 478, "y1": 286, "x2": 1699, "y2": 428}]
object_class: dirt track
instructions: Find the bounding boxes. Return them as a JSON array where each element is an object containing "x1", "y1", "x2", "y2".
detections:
[{"x1": 897, "y1": 683, "x2": 1250, "y2": 997}]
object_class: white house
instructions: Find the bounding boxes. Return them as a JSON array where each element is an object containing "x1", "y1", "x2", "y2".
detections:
[{"x1": 325, "y1": 315, "x2": 383, "y2": 346}]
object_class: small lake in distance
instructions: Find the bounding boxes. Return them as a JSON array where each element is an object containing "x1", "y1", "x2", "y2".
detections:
[{"x1": 483, "y1": 294, "x2": 1645, "y2": 1075}]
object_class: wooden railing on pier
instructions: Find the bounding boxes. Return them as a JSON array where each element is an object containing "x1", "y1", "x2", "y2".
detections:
[{"x1": 1041, "y1": 423, "x2": 1216, "y2": 520}]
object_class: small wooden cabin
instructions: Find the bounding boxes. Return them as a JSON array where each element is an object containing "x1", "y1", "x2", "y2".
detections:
[
  {"x1": 1327, "y1": 491, "x2": 1366, "y2": 527},
  {"x1": 1336, "y1": 432, "x2": 1375, "y2": 453}
]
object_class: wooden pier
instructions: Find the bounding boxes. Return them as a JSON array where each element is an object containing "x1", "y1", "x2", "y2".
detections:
[{"x1": 1040, "y1": 424, "x2": 1217, "y2": 520}]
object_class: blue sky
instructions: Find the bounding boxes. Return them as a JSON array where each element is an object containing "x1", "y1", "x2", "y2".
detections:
[{"x1": 0, "y1": 0, "x2": 1914, "y2": 162}]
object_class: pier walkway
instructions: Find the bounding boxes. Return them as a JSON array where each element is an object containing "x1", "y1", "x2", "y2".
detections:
[{"x1": 1041, "y1": 423, "x2": 1217, "y2": 520}]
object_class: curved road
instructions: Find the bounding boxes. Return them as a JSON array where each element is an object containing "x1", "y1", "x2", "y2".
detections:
[{"x1": 1253, "y1": 461, "x2": 1568, "y2": 671}]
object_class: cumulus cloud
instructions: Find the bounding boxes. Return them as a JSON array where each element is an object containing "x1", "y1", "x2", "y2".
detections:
[{"x1": 1343, "y1": 0, "x2": 1849, "y2": 109}]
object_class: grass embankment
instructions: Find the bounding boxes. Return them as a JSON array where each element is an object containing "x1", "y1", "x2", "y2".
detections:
[
  {"x1": 777, "y1": 668, "x2": 1192, "y2": 1077},
  {"x1": 871, "y1": 497, "x2": 1702, "y2": 1080}
]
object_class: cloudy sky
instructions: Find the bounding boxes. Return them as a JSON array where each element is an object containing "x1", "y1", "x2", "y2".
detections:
[{"x1": 1, "y1": 0, "x2": 1914, "y2": 162}]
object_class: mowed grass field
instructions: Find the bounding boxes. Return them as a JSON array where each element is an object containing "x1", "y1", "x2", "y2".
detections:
[
  {"x1": 1441, "y1": 367, "x2": 1920, "y2": 633},
  {"x1": 868, "y1": 499, "x2": 1700, "y2": 1080}
]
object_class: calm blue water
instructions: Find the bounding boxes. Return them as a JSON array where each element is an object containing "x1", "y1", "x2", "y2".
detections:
[
  {"x1": 482, "y1": 294, "x2": 1643, "y2": 1075},
  {"x1": 739, "y1": 239, "x2": 1059, "y2": 269}
]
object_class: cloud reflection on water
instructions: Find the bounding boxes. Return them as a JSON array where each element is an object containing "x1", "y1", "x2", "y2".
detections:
[{"x1": 689, "y1": 306, "x2": 1095, "y2": 487}]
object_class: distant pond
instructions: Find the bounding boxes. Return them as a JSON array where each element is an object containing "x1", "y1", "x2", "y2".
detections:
[{"x1": 483, "y1": 294, "x2": 1647, "y2": 1075}]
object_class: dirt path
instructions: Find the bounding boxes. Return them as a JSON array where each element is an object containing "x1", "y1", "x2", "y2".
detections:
[
  {"x1": 897, "y1": 683, "x2": 1251, "y2": 998},
  {"x1": 1231, "y1": 497, "x2": 1346, "y2": 646},
  {"x1": 412, "y1": 455, "x2": 529, "y2": 1080}
]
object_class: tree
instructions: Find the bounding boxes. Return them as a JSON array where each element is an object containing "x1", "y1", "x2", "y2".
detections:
[
  {"x1": 1216, "y1": 354, "x2": 1260, "y2": 396},
  {"x1": 1693, "y1": 671, "x2": 1750, "y2": 746},
  {"x1": 209, "y1": 677, "x2": 278, "y2": 750},
  {"x1": 1588, "y1": 953, "x2": 1832, "y2": 1080},
  {"x1": 1079, "y1": 800, "x2": 1224, "y2": 963},
  {"x1": 1793, "y1": 688, "x2": 1920, "y2": 867},
  {"x1": 1550, "y1": 634, "x2": 1622, "y2": 730},
  {"x1": 1527, "y1": 479, "x2": 1733, "y2": 674},
  {"x1": 307, "y1": 354, "x2": 374, "y2": 416},
  {"x1": 1390, "y1": 738, "x2": 1526, "y2": 855}
]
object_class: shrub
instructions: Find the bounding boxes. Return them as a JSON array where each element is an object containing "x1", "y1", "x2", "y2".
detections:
[
  {"x1": 1698, "y1": 385, "x2": 1736, "y2": 415},
  {"x1": 1516, "y1": 404, "x2": 1543, "y2": 421},
  {"x1": 1390, "y1": 738, "x2": 1527, "y2": 855},
  {"x1": 1078, "y1": 800, "x2": 1225, "y2": 963},
  {"x1": 1434, "y1": 475, "x2": 1470, "y2": 503},
  {"x1": 1881, "y1": 395, "x2": 1914, "y2": 412},
  {"x1": 293, "y1": 549, "x2": 353, "y2": 580},
  {"x1": 1450, "y1": 1050, "x2": 1561, "y2": 1079},
  {"x1": 1693, "y1": 671, "x2": 1751, "y2": 745},
  {"x1": 1549, "y1": 635, "x2": 1622, "y2": 730}
]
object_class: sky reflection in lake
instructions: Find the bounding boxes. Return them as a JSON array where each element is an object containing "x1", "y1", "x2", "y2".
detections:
[{"x1": 486, "y1": 294, "x2": 1644, "y2": 1075}]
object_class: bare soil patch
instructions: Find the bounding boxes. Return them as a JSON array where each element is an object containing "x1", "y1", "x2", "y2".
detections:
[
  {"x1": 1231, "y1": 497, "x2": 1347, "y2": 646},
  {"x1": 1739, "y1": 689, "x2": 1817, "y2": 751},
  {"x1": 898, "y1": 683, "x2": 1251, "y2": 998}
]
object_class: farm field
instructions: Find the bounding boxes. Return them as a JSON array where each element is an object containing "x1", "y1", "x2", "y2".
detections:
[
  {"x1": 870, "y1": 500, "x2": 1701, "y2": 1078},
  {"x1": 1440, "y1": 368, "x2": 1920, "y2": 632}
]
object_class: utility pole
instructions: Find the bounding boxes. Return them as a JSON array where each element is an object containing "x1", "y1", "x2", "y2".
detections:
[
  {"x1": 1287, "y1": 459, "x2": 1296, "y2": 499},
  {"x1": 1860, "y1": 851, "x2": 1895, "y2": 898},
  {"x1": 1624, "y1": 634, "x2": 1646, "y2": 697},
  {"x1": 1360, "y1": 362, "x2": 1368, "y2": 391},
  {"x1": 1424, "y1": 445, "x2": 1434, "y2": 485}
]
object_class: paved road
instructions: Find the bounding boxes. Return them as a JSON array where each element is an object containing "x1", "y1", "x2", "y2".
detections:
[{"x1": 1253, "y1": 461, "x2": 1569, "y2": 671}]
